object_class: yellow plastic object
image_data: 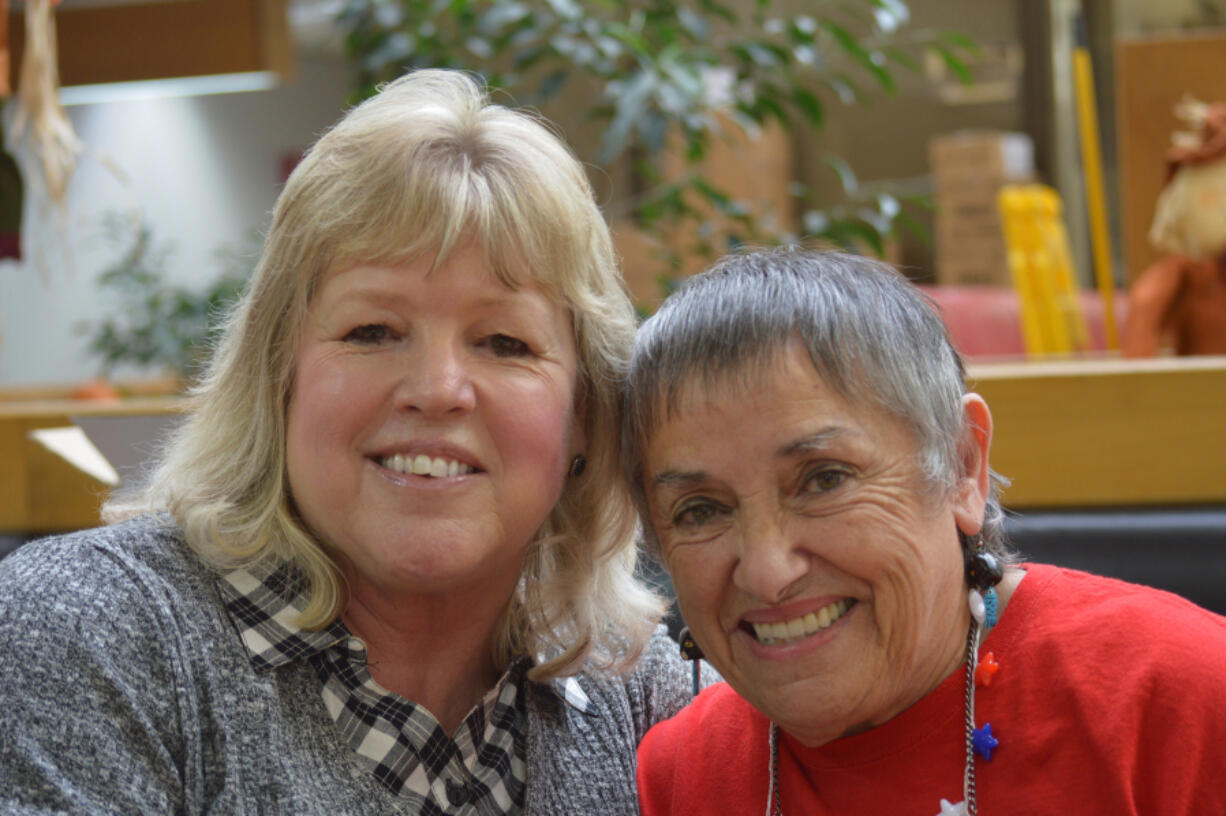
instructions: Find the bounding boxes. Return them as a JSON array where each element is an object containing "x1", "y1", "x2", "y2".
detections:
[
  {"x1": 1072, "y1": 40, "x2": 1120, "y2": 350},
  {"x1": 997, "y1": 185, "x2": 1089, "y2": 356}
]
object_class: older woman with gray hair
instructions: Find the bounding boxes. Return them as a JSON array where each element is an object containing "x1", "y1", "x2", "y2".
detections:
[
  {"x1": 628, "y1": 248, "x2": 1226, "y2": 814},
  {"x1": 0, "y1": 70, "x2": 692, "y2": 814}
]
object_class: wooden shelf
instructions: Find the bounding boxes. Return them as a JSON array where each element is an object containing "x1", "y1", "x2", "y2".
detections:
[
  {"x1": 0, "y1": 395, "x2": 184, "y2": 534},
  {"x1": 2, "y1": 357, "x2": 1223, "y2": 534},
  {"x1": 970, "y1": 355, "x2": 1226, "y2": 508},
  {"x1": 7, "y1": 0, "x2": 292, "y2": 90}
]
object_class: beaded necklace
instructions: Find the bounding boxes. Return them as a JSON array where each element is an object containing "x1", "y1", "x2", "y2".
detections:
[{"x1": 763, "y1": 549, "x2": 1004, "y2": 816}]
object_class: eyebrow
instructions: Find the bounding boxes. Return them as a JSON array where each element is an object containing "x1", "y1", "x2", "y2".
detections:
[
  {"x1": 650, "y1": 427, "x2": 853, "y2": 490},
  {"x1": 650, "y1": 469, "x2": 710, "y2": 490},
  {"x1": 778, "y1": 427, "x2": 849, "y2": 458}
]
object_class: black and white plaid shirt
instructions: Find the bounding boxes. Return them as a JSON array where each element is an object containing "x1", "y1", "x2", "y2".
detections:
[{"x1": 219, "y1": 563, "x2": 591, "y2": 814}]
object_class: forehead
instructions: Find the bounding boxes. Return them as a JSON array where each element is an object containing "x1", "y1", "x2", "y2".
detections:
[
  {"x1": 315, "y1": 245, "x2": 559, "y2": 307},
  {"x1": 641, "y1": 344, "x2": 909, "y2": 472}
]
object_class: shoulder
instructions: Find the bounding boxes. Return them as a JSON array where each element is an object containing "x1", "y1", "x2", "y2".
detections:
[
  {"x1": 2, "y1": 515, "x2": 214, "y2": 617},
  {"x1": 637, "y1": 683, "x2": 762, "y2": 813},
  {"x1": 1017, "y1": 563, "x2": 1226, "y2": 653},
  {"x1": 572, "y1": 625, "x2": 694, "y2": 726},
  {"x1": 640, "y1": 682, "x2": 756, "y2": 755},
  {"x1": 1010, "y1": 564, "x2": 1226, "y2": 675},
  {"x1": 994, "y1": 564, "x2": 1226, "y2": 811},
  {"x1": 0, "y1": 515, "x2": 226, "y2": 676}
]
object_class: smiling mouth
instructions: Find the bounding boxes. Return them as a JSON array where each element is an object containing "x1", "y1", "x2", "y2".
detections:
[
  {"x1": 379, "y1": 453, "x2": 478, "y2": 478},
  {"x1": 745, "y1": 598, "x2": 856, "y2": 646}
]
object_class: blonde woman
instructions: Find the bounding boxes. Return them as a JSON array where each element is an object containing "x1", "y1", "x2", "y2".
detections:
[{"x1": 0, "y1": 70, "x2": 690, "y2": 815}]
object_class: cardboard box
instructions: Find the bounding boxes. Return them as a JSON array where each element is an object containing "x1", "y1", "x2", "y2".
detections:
[
  {"x1": 930, "y1": 131, "x2": 1031, "y2": 286},
  {"x1": 929, "y1": 131, "x2": 1034, "y2": 184}
]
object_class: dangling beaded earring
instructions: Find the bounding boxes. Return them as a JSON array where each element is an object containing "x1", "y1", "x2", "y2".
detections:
[
  {"x1": 961, "y1": 532, "x2": 1005, "y2": 814},
  {"x1": 678, "y1": 625, "x2": 703, "y2": 696}
]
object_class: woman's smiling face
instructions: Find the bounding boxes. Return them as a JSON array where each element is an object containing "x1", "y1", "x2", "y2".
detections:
[
  {"x1": 642, "y1": 342, "x2": 986, "y2": 746},
  {"x1": 285, "y1": 244, "x2": 582, "y2": 607}
]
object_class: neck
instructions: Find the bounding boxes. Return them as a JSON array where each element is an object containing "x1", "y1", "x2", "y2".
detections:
[{"x1": 341, "y1": 581, "x2": 513, "y2": 736}]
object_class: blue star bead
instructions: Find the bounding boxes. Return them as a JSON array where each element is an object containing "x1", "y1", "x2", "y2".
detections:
[{"x1": 972, "y1": 723, "x2": 999, "y2": 760}]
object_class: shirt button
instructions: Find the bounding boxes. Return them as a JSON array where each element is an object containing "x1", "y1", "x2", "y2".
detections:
[{"x1": 445, "y1": 778, "x2": 469, "y2": 806}]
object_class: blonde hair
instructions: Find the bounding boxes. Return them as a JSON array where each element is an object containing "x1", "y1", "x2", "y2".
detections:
[{"x1": 106, "y1": 69, "x2": 660, "y2": 680}]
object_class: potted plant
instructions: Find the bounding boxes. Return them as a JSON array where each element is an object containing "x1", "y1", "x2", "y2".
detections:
[{"x1": 335, "y1": 0, "x2": 974, "y2": 298}]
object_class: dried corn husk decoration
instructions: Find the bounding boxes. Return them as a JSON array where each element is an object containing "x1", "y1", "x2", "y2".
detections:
[{"x1": 8, "y1": 0, "x2": 81, "y2": 205}]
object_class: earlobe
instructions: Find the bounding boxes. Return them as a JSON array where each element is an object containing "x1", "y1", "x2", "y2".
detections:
[{"x1": 954, "y1": 393, "x2": 993, "y2": 535}]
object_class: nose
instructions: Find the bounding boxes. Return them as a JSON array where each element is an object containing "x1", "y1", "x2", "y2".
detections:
[
  {"x1": 732, "y1": 511, "x2": 810, "y2": 605},
  {"x1": 395, "y1": 336, "x2": 476, "y2": 416}
]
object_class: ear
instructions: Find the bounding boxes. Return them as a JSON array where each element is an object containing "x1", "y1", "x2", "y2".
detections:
[{"x1": 952, "y1": 393, "x2": 993, "y2": 536}]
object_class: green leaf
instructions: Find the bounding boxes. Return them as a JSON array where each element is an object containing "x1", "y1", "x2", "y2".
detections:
[
  {"x1": 876, "y1": 192, "x2": 900, "y2": 219},
  {"x1": 790, "y1": 87, "x2": 824, "y2": 127},
  {"x1": 882, "y1": 46, "x2": 921, "y2": 74},
  {"x1": 734, "y1": 41, "x2": 782, "y2": 68},
  {"x1": 677, "y1": 7, "x2": 710, "y2": 40},
  {"x1": 599, "y1": 70, "x2": 656, "y2": 164},
  {"x1": 865, "y1": 0, "x2": 910, "y2": 33},
  {"x1": 939, "y1": 30, "x2": 980, "y2": 53},
  {"x1": 823, "y1": 74, "x2": 860, "y2": 105},
  {"x1": 536, "y1": 69, "x2": 569, "y2": 102},
  {"x1": 696, "y1": 0, "x2": 738, "y2": 24},
  {"x1": 823, "y1": 155, "x2": 859, "y2": 194},
  {"x1": 819, "y1": 20, "x2": 895, "y2": 92},
  {"x1": 933, "y1": 44, "x2": 973, "y2": 84}
]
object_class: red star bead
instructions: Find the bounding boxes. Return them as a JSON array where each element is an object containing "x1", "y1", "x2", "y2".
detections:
[{"x1": 975, "y1": 652, "x2": 999, "y2": 687}]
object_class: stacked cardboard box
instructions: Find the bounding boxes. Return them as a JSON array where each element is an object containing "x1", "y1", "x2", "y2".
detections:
[{"x1": 929, "y1": 131, "x2": 1034, "y2": 285}]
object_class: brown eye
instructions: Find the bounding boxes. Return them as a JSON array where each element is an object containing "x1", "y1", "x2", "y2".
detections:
[
  {"x1": 803, "y1": 468, "x2": 849, "y2": 494},
  {"x1": 673, "y1": 500, "x2": 724, "y2": 528}
]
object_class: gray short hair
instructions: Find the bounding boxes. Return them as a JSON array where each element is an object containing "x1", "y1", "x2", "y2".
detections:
[
  {"x1": 621, "y1": 247, "x2": 1011, "y2": 562},
  {"x1": 108, "y1": 69, "x2": 660, "y2": 680}
]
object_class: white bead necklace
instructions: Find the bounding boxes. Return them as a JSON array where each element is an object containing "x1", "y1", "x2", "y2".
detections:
[{"x1": 765, "y1": 586, "x2": 999, "y2": 816}]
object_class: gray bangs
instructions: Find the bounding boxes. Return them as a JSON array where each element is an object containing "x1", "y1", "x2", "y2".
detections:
[{"x1": 623, "y1": 248, "x2": 970, "y2": 501}]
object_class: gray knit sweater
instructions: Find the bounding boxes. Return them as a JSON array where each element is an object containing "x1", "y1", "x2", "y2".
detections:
[{"x1": 0, "y1": 516, "x2": 696, "y2": 815}]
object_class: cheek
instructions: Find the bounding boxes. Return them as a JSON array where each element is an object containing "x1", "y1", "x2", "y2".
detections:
[
  {"x1": 286, "y1": 356, "x2": 379, "y2": 488},
  {"x1": 493, "y1": 383, "x2": 576, "y2": 479},
  {"x1": 829, "y1": 500, "x2": 951, "y2": 610},
  {"x1": 667, "y1": 549, "x2": 727, "y2": 632}
]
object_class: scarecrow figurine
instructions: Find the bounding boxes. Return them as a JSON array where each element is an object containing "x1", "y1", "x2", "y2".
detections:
[{"x1": 1123, "y1": 99, "x2": 1226, "y2": 356}]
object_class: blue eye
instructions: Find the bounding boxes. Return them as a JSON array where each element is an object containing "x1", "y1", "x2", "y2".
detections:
[{"x1": 343, "y1": 324, "x2": 395, "y2": 345}]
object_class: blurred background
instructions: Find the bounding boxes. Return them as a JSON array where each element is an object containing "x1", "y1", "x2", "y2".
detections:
[{"x1": 0, "y1": 0, "x2": 1223, "y2": 610}]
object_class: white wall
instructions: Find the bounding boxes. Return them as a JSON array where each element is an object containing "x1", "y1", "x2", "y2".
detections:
[{"x1": 0, "y1": 54, "x2": 354, "y2": 386}]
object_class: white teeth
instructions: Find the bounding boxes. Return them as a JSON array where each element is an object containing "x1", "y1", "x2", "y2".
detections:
[
  {"x1": 380, "y1": 454, "x2": 475, "y2": 478},
  {"x1": 752, "y1": 599, "x2": 852, "y2": 646}
]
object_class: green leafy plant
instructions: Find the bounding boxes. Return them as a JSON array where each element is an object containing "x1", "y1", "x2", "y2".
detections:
[
  {"x1": 79, "y1": 214, "x2": 251, "y2": 382},
  {"x1": 336, "y1": 0, "x2": 973, "y2": 276}
]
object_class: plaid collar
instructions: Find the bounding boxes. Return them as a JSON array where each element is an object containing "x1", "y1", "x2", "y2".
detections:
[{"x1": 218, "y1": 562, "x2": 593, "y2": 809}]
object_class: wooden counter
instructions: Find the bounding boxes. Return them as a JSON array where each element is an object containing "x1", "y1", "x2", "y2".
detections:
[
  {"x1": 970, "y1": 355, "x2": 1226, "y2": 509},
  {"x1": 0, "y1": 357, "x2": 1223, "y2": 533},
  {"x1": 0, "y1": 396, "x2": 185, "y2": 534}
]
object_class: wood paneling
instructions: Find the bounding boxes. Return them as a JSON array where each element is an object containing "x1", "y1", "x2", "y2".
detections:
[
  {"x1": 2, "y1": 359, "x2": 1223, "y2": 532},
  {"x1": 1116, "y1": 32, "x2": 1226, "y2": 285},
  {"x1": 7, "y1": 0, "x2": 292, "y2": 90},
  {"x1": 971, "y1": 355, "x2": 1226, "y2": 508},
  {"x1": 0, "y1": 396, "x2": 184, "y2": 534}
]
